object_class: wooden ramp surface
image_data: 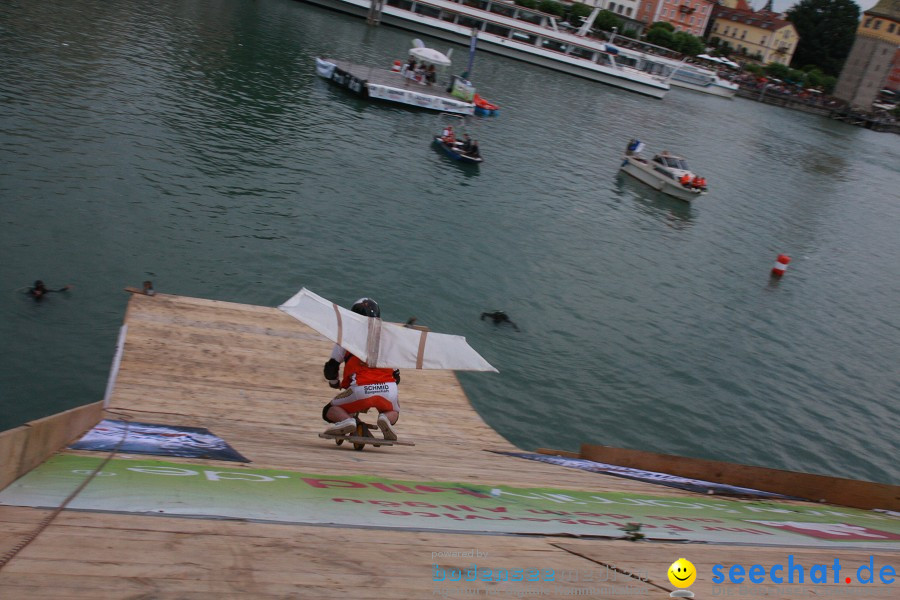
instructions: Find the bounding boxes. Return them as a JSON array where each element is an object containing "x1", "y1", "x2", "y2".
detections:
[{"x1": 0, "y1": 293, "x2": 896, "y2": 599}]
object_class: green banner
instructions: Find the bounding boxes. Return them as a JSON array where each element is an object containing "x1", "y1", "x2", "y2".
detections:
[{"x1": 1, "y1": 455, "x2": 898, "y2": 549}]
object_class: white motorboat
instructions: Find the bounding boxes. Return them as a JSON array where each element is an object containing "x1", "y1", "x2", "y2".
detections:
[
  {"x1": 619, "y1": 140, "x2": 708, "y2": 203},
  {"x1": 302, "y1": 0, "x2": 671, "y2": 98}
]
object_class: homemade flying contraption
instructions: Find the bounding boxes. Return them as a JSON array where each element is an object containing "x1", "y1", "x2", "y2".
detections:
[{"x1": 278, "y1": 288, "x2": 497, "y2": 372}]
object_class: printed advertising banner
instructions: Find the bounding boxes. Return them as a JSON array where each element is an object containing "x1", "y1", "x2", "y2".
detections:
[
  {"x1": 1, "y1": 455, "x2": 898, "y2": 549},
  {"x1": 490, "y1": 451, "x2": 797, "y2": 499},
  {"x1": 69, "y1": 419, "x2": 249, "y2": 462}
]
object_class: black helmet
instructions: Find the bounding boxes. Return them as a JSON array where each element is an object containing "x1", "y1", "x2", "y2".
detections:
[{"x1": 351, "y1": 297, "x2": 380, "y2": 318}]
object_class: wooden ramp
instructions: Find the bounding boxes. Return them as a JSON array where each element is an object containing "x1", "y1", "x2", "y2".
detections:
[
  {"x1": 0, "y1": 293, "x2": 897, "y2": 599},
  {"x1": 93, "y1": 293, "x2": 707, "y2": 491}
]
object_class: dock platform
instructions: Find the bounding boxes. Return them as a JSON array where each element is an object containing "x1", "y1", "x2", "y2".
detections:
[
  {"x1": 0, "y1": 293, "x2": 897, "y2": 598},
  {"x1": 317, "y1": 57, "x2": 476, "y2": 115}
]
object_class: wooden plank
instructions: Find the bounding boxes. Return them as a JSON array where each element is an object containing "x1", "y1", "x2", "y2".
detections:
[
  {"x1": 1, "y1": 402, "x2": 102, "y2": 493},
  {"x1": 0, "y1": 427, "x2": 29, "y2": 491},
  {"x1": 0, "y1": 506, "x2": 52, "y2": 558},
  {"x1": 0, "y1": 510, "x2": 663, "y2": 599},
  {"x1": 317, "y1": 433, "x2": 416, "y2": 446},
  {"x1": 536, "y1": 447, "x2": 581, "y2": 458},
  {"x1": 19, "y1": 402, "x2": 102, "y2": 476},
  {"x1": 580, "y1": 443, "x2": 900, "y2": 511},
  {"x1": 554, "y1": 540, "x2": 900, "y2": 600}
]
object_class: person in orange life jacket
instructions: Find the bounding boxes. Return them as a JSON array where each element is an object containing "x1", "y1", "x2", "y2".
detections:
[
  {"x1": 692, "y1": 175, "x2": 706, "y2": 189},
  {"x1": 679, "y1": 173, "x2": 691, "y2": 187},
  {"x1": 321, "y1": 297, "x2": 401, "y2": 440},
  {"x1": 441, "y1": 126, "x2": 455, "y2": 145}
]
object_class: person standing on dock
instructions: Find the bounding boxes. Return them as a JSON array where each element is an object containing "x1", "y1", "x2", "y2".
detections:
[{"x1": 321, "y1": 298, "x2": 401, "y2": 440}]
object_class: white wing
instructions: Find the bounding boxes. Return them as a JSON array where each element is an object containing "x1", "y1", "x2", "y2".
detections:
[{"x1": 278, "y1": 288, "x2": 498, "y2": 372}]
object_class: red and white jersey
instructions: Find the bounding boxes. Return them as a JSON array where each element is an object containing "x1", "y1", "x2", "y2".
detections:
[{"x1": 329, "y1": 344, "x2": 396, "y2": 388}]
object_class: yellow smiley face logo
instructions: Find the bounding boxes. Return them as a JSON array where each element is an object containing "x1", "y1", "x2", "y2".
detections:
[{"x1": 668, "y1": 558, "x2": 697, "y2": 588}]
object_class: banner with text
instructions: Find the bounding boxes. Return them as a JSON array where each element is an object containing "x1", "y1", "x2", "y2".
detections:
[{"x1": 1, "y1": 455, "x2": 897, "y2": 549}]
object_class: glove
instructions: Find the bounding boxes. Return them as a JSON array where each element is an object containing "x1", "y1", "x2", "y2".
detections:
[
  {"x1": 328, "y1": 379, "x2": 340, "y2": 389},
  {"x1": 393, "y1": 369, "x2": 401, "y2": 384}
]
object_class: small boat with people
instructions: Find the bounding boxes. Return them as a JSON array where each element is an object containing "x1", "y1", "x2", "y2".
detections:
[
  {"x1": 432, "y1": 115, "x2": 483, "y2": 164},
  {"x1": 433, "y1": 132, "x2": 483, "y2": 164},
  {"x1": 619, "y1": 139, "x2": 708, "y2": 203}
]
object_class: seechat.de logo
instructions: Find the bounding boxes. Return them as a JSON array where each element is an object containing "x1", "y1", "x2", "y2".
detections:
[
  {"x1": 668, "y1": 558, "x2": 697, "y2": 598},
  {"x1": 711, "y1": 555, "x2": 897, "y2": 586}
]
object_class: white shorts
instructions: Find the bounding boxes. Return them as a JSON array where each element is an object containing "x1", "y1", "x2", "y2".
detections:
[{"x1": 331, "y1": 382, "x2": 399, "y2": 414}]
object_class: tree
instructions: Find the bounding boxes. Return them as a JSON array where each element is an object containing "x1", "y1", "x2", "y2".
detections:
[
  {"x1": 786, "y1": 0, "x2": 860, "y2": 76},
  {"x1": 592, "y1": 10, "x2": 623, "y2": 32},
  {"x1": 745, "y1": 63, "x2": 764, "y2": 76},
  {"x1": 804, "y1": 68, "x2": 826, "y2": 88},
  {"x1": 538, "y1": 0, "x2": 565, "y2": 17},
  {"x1": 672, "y1": 31, "x2": 704, "y2": 56},
  {"x1": 645, "y1": 22, "x2": 704, "y2": 56},
  {"x1": 764, "y1": 62, "x2": 791, "y2": 80},
  {"x1": 567, "y1": 2, "x2": 593, "y2": 25},
  {"x1": 645, "y1": 22, "x2": 675, "y2": 48}
]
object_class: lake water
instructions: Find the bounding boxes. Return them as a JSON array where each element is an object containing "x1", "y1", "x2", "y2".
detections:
[{"x1": 1, "y1": 0, "x2": 898, "y2": 485}]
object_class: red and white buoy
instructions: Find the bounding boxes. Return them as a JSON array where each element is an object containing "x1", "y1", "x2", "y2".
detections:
[{"x1": 771, "y1": 254, "x2": 791, "y2": 277}]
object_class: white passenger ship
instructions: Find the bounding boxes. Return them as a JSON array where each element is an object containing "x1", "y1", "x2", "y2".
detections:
[
  {"x1": 598, "y1": 35, "x2": 739, "y2": 98},
  {"x1": 303, "y1": 0, "x2": 671, "y2": 98},
  {"x1": 669, "y1": 64, "x2": 738, "y2": 97},
  {"x1": 615, "y1": 49, "x2": 738, "y2": 98}
]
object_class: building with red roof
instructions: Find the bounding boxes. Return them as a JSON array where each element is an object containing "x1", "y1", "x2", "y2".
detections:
[{"x1": 636, "y1": 0, "x2": 717, "y2": 37}]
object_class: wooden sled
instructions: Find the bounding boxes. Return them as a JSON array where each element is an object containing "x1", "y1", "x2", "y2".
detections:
[{"x1": 318, "y1": 418, "x2": 414, "y2": 451}]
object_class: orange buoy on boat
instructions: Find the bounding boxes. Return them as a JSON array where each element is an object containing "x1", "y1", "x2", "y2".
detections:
[
  {"x1": 771, "y1": 254, "x2": 791, "y2": 277},
  {"x1": 473, "y1": 93, "x2": 500, "y2": 116}
]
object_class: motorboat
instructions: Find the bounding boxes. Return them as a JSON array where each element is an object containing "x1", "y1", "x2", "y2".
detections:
[
  {"x1": 432, "y1": 114, "x2": 483, "y2": 164},
  {"x1": 433, "y1": 135, "x2": 483, "y2": 164},
  {"x1": 619, "y1": 140, "x2": 708, "y2": 203}
]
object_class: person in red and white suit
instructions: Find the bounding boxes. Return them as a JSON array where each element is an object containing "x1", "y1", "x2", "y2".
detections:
[{"x1": 321, "y1": 298, "x2": 400, "y2": 440}]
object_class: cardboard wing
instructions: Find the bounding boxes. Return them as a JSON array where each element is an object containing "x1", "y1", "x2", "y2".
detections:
[{"x1": 278, "y1": 288, "x2": 497, "y2": 372}]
